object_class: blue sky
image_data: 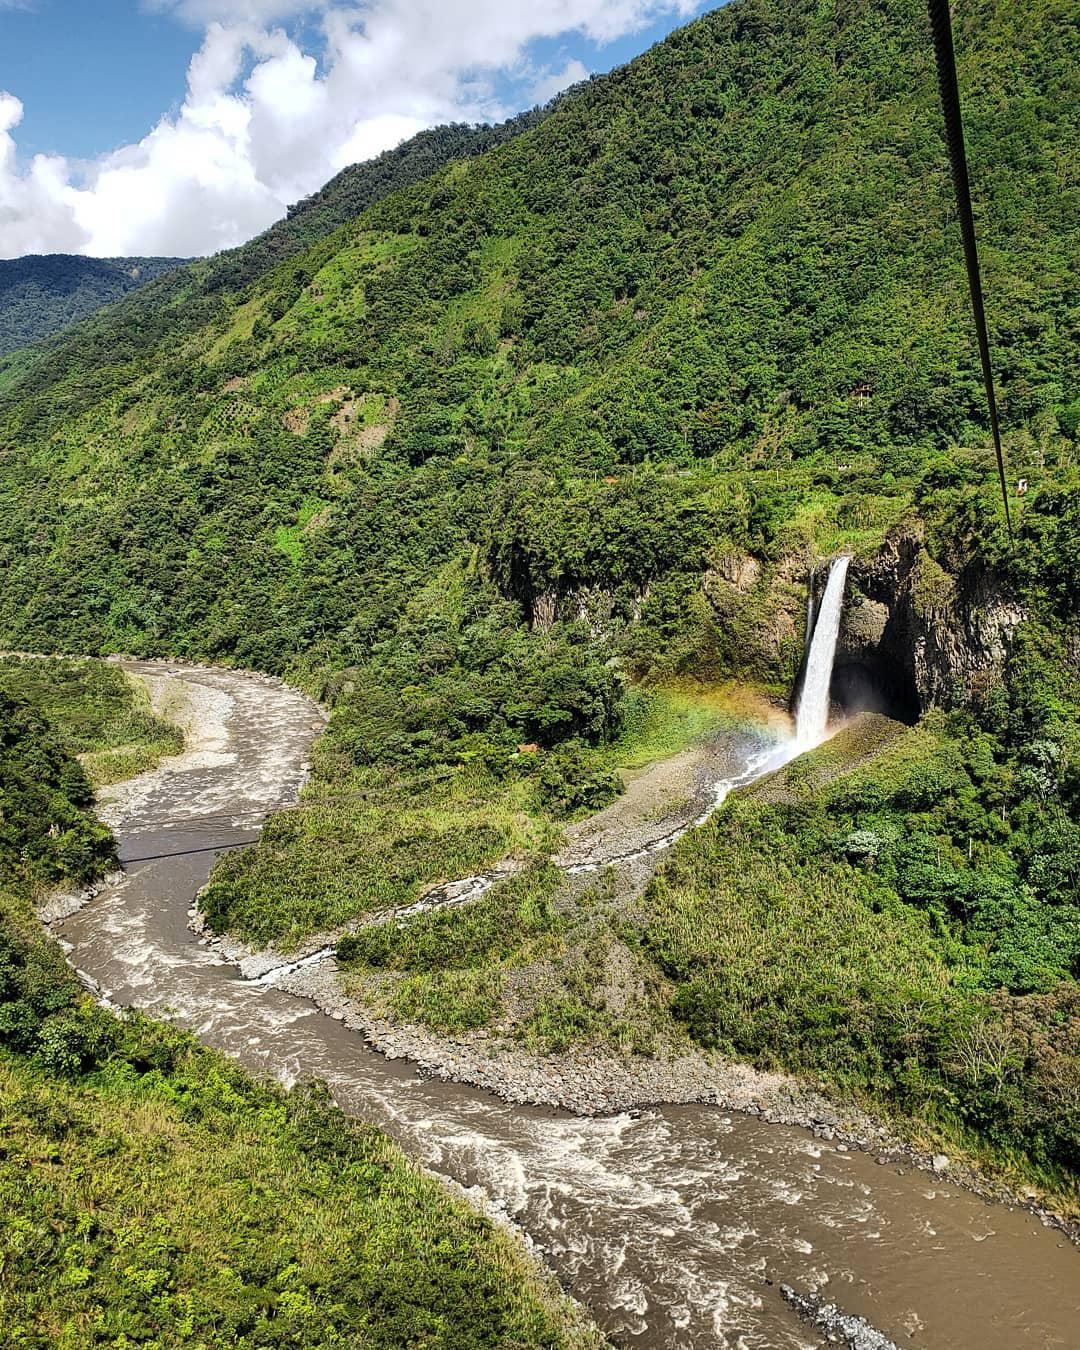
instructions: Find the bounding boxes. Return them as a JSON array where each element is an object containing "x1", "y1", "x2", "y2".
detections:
[
  {"x1": 0, "y1": 1, "x2": 713, "y2": 257},
  {"x1": 3, "y1": 2, "x2": 711, "y2": 162},
  {"x1": 1, "y1": 1, "x2": 198, "y2": 162}
]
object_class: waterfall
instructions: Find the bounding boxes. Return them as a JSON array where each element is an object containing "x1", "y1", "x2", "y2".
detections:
[
  {"x1": 806, "y1": 565, "x2": 816, "y2": 642},
  {"x1": 795, "y1": 555, "x2": 851, "y2": 748}
]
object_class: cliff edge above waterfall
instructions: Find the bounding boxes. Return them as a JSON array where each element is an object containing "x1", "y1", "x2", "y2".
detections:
[
  {"x1": 695, "y1": 517, "x2": 1027, "y2": 724},
  {"x1": 842, "y1": 522, "x2": 1027, "y2": 715}
]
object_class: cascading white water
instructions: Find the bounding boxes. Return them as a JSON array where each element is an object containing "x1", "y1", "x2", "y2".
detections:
[
  {"x1": 795, "y1": 554, "x2": 851, "y2": 748},
  {"x1": 806, "y1": 563, "x2": 816, "y2": 643}
]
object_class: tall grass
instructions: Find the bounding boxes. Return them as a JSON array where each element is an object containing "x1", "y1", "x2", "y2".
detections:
[
  {"x1": 201, "y1": 764, "x2": 557, "y2": 948},
  {"x1": 0, "y1": 656, "x2": 182, "y2": 786}
]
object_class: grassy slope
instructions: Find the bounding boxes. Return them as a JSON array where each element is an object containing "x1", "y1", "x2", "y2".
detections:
[
  {"x1": 338, "y1": 859, "x2": 675, "y2": 1056},
  {"x1": 640, "y1": 714, "x2": 1080, "y2": 1202},
  {"x1": 0, "y1": 936, "x2": 598, "y2": 1349},
  {"x1": 0, "y1": 667, "x2": 600, "y2": 1348},
  {"x1": 603, "y1": 684, "x2": 758, "y2": 771},
  {"x1": 338, "y1": 713, "x2": 1080, "y2": 1212},
  {"x1": 329, "y1": 686, "x2": 788, "y2": 1050},
  {"x1": 0, "y1": 105, "x2": 561, "y2": 403},
  {"x1": 0, "y1": 656, "x2": 182, "y2": 785},
  {"x1": 201, "y1": 756, "x2": 556, "y2": 948},
  {"x1": 200, "y1": 683, "x2": 739, "y2": 949}
]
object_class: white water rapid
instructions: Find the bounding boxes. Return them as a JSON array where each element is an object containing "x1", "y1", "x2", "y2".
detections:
[
  {"x1": 795, "y1": 554, "x2": 851, "y2": 749},
  {"x1": 49, "y1": 662, "x2": 1080, "y2": 1349}
]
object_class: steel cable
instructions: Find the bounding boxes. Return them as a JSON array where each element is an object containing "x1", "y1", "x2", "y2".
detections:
[{"x1": 927, "y1": 0, "x2": 1014, "y2": 538}]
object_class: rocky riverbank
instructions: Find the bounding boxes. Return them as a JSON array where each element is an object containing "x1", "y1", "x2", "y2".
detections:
[
  {"x1": 37, "y1": 869, "x2": 125, "y2": 924},
  {"x1": 780, "y1": 1287, "x2": 902, "y2": 1350},
  {"x1": 111, "y1": 656, "x2": 1077, "y2": 1246},
  {"x1": 247, "y1": 945, "x2": 1078, "y2": 1244}
]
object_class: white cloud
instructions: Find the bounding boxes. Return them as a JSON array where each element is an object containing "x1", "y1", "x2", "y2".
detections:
[
  {"x1": 530, "y1": 58, "x2": 590, "y2": 106},
  {"x1": 331, "y1": 112, "x2": 427, "y2": 173},
  {"x1": 0, "y1": 93, "x2": 89, "y2": 254},
  {"x1": 0, "y1": 1, "x2": 698, "y2": 258}
]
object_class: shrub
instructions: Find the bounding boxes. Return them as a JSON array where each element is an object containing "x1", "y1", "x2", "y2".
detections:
[{"x1": 35, "y1": 1005, "x2": 119, "y2": 1076}]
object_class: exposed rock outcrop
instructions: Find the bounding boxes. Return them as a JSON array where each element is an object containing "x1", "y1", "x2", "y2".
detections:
[
  {"x1": 701, "y1": 556, "x2": 802, "y2": 682},
  {"x1": 844, "y1": 523, "x2": 1025, "y2": 715},
  {"x1": 505, "y1": 519, "x2": 1022, "y2": 720},
  {"x1": 694, "y1": 525, "x2": 1023, "y2": 719}
]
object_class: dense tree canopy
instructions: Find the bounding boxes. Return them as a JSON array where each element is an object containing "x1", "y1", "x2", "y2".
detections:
[
  {"x1": 0, "y1": 0, "x2": 1074, "y2": 671},
  {"x1": 0, "y1": 255, "x2": 185, "y2": 358}
]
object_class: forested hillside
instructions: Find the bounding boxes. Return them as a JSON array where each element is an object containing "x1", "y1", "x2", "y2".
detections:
[
  {"x1": 0, "y1": 102, "x2": 564, "y2": 394},
  {"x1": 0, "y1": 0, "x2": 1074, "y2": 669},
  {"x1": 0, "y1": 0, "x2": 1077, "y2": 1200},
  {"x1": 0, "y1": 255, "x2": 185, "y2": 357},
  {"x1": 0, "y1": 664, "x2": 596, "y2": 1347}
]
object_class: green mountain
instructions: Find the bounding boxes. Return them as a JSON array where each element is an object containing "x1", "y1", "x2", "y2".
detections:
[
  {"x1": 0, "y1": 254, "x2": 186, "y2": 357},
  {"x1": 0, "y1": 0, "x2": 1074, "y2": 667},
  {"x1": 0, "y1": 103, "x2": 563, "y2": 397},
  {"x1": 0, "y1": 0, "x2": 1076, "y2": 1203}
]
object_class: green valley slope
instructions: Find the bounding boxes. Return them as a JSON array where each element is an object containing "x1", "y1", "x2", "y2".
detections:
[
  {"x1": 0, "y1": 104, "x2": 562, "y2": 399},
  {"x1": 0, "y1": 662, "x2": 598, "y2": 1349},
  {"x1": 0, "y1": 255, "x2": 187, "y2": 358},
  {"x1": 0, "y1": 0, "x2": 1074, "y2": 670},
  {"x1": 0, "y1": 0, "x2": 1077, "y2": 1206}
]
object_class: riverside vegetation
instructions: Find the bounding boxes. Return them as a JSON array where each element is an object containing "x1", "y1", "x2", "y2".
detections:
[
  {"x1": 0, "y1": 0, "x2": 1077, "y2": 1210},
  {"x1": 0, "y1": 660, "x2": 599, "y2": 1347},
  {"x1": 0, "y1": 656, "x2": 184, "y2": 785}
]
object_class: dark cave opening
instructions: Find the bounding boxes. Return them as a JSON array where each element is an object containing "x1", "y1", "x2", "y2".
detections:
[{"x1": 830, "y1": 659, "x2": 919, "y2": 726}]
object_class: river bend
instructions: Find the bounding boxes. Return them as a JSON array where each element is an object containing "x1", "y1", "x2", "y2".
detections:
[{"x1": 55, "y1": 663, "x2": 1079, "y2": 1349}]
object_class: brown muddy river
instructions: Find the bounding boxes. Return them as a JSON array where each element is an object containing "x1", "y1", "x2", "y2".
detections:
[{"x1": 55, "y1": 662, "x2": 1079, "y2": 1349}]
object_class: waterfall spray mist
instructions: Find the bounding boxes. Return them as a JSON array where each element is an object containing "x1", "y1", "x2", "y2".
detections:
[{"x1": 795, "y1": 555, "x2": 851, "y2": 748}]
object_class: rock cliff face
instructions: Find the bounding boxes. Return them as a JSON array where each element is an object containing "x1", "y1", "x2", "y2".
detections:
[
  {"x1": 841, "y1": 525, "x2": 1025, "y2": 716},
  {"x1": 701, "y1": 553, "x2": 803, "y2": 684},
  {"x1": 697, "y1": 525, "x2": 1024, "y2": 719},
  {"x1": 513, "y1": 523, "x2": 1022, "y2": 719}
]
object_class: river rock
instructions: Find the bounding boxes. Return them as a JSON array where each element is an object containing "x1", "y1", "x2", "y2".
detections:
[{"x1": 780, "y1": 1285, "x2": 902, "y2": 1350}]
